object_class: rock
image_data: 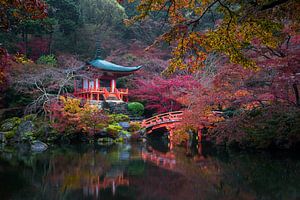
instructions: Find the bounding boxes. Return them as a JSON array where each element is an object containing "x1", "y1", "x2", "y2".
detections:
[
  {"x1": 0, "y1": 132, "x2": 6, "y2": 143},
  {"x1": 16, "y1": 121, "x2": 34, "y2": 142},
  {"x1": 0, "y1": 117, "x2": 21, "y2": 132},
  {"x1": 97, "y1": 137, "x2": 114, "y2": 145},
  {"x1": 1, "y1": 122, "x2": 14, "y2": 132},
  {"x1": 31, "y1": 140, "x2": 48, "y2": 152},
  {"x1": 18, "y1": 121, "x2": 34, "y2": 134},
  {"x1": 118, "y1": 122, "x2": 130, "y2": 130}
]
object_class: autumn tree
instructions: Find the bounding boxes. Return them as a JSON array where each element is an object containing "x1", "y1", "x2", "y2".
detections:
[
  {"x1": 132, "y1": 75, "x2": 201, "y2": 113},
  {"x1": 0, "y1": 0, "x2": 48, "y2": 90},
  {"x1": 125, "y1": 0, "x2": 300, "y2": 73},
  {"x1": 0, "y1": 0, "x2": 47, "y2": 31}
]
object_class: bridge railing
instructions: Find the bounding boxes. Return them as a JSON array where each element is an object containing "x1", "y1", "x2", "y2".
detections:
[{"x1": 141, "y1": 111, "x2": 183, "y2": 128}]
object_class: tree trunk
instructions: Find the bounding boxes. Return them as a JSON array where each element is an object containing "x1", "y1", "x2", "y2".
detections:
[
  {"x1": 293, "y1": 83, "x2": 300, "y2": 107},
  {"x1": 49, "y1": 32, "x2": 53, "y2": 55}
]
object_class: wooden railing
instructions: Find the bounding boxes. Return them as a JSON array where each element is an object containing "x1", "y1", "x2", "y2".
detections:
[
  {"x1": 141, "y1": 111, "x2": 183, "y2": 129},
  {"x1": 74, "y1": 87, "x2": 129, "y2": 101},
  {"x1": 102, "y1": 88, "x2": 110, "y2": 100},
  {"x1": 115, "y1": 88, "x2": 121, "y2": 100},
  {"x1": 119, "y1": 88, "x2": 128, "y2": 94}
]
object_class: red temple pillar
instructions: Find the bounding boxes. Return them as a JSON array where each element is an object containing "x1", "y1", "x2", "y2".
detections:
[{"x1": 74, "y1": 79, "x2": 77, "y2": 95}]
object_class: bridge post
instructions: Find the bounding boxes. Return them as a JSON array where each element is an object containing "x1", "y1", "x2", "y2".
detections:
[
  {"x1": 168, "y1": 128, "x2": 174, "y2": 150},
  {"x1": 197, "y1": 129, "x2": 202, "y2": 143}
]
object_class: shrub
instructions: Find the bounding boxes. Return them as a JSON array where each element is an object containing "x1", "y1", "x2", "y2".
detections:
[
  {"x1": 4, "y1": 131, "x2": 16, "y2": 140},
  {"x1": 128, "y1": 102, "x2": 144, "y2": 116},
  {"x1": 14, "y1": 53, "x2": 33, "y2": 64},
  {"x1": 210, "y1": 105, "x2": 300, "y2": 149},
  {"x1": 37, "y1": 54, "x2": 57, "y2": 66},
  {"x1": 106, "y1": 124, "x2": 123, "y2": 138},
  {"x1": 128, "y1": 122, "x2": 141, "y2": 132},
  {"x1": 109, "y1": 114, "x2": 130, "y2": 123},
  {"x1": 1, "y1": 117, "x2": 21, "y2": 131}
]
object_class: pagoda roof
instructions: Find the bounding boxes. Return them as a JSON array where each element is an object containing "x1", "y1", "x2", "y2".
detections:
[{"x1": 88, "y1": 58, "x2": 142, "y2": 73}]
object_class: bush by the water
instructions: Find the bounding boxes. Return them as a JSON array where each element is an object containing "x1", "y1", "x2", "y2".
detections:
[
  {"x1": 210, "y1": 105, "x2": 300, "y2": 149},
  {"x1": 106, "y1": 124, "x2": 123, "y2": 138},
  {"x1": 128, "y1": 122, "x2": 141, "y2": 132},
  {"x1": 128, "y1": 102, "x2": 144, "y2": 116}
]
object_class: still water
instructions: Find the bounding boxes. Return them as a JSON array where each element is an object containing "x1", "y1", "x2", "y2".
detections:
[{"x1": 0, "y1": 140, "x2": 299, "y2": 200}]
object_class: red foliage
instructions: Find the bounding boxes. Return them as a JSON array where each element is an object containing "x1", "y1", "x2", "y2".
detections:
[
  {"x1": 179, "y1": 34, "x2": 300, "y2": 137},
  {"x1": 132, "y1": 75, "x2": 201, "y2": 113},
  {"x1": 48, "y1": 97, "x2": 109, "y2": 135},
  {"x1": 0, "y1": 47, "x2": 11, "y2": 92},
  {"x1": 17, "y1": 37, "x2": 50, "y2": 60}
]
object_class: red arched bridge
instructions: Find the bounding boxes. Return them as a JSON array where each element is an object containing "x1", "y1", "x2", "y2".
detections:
[{"x1": 141, "y1": 111, "x2": 183, "y2": 134}]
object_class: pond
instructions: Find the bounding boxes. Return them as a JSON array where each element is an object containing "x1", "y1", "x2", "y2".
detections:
[{"x1": 0, "y1": 140, "x2": 299, "y2": 200}]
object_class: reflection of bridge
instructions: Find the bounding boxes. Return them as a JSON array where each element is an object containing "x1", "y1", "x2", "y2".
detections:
[
  {"x1": 141, "y1": 111, "x2": 183, "y2": 134},
  {"x1": 142, "y1": 148, "x2": 176, "y2": 170}
]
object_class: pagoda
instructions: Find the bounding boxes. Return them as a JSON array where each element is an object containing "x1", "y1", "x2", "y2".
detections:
[{"x1": 73, "y1": 51, "x2": 142, "y2": 102}]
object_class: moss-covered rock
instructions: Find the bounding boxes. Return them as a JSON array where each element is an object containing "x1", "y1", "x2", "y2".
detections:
[
  {"x1": 106, "y1": 124, "x2": 123, "y2": 138},
  {"x1": 1, "y1": 117, "x2": 21, "y2": 131},
  {"x1": 109, "y1": 114, "x2": 130, "y2": 123},
  {"x1": 4, "y1": 131, "x2": 16, "y2": 140}
]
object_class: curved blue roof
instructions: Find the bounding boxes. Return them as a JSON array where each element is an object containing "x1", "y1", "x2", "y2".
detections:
[{"x1": 88, "y1": 58, "x2": 142, "y2": 72}]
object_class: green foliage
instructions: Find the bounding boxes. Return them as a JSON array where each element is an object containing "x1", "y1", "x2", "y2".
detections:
[
  {"x1": 128, "y1": 102, "x2": 144, "y2": 116},
  {"x1": 21, "y1": 132, "x2": 36, "y2": 142},
  {"x1": 121, "y1": 130, "x2": 130, "y2": 135},
  {"x1": 23, "y1": 114, "x2": 37, "y2": 121},
  {"x1": 37, "y1": 55, "x2": 57, "y2": 66},
  {"x1": 1, "y1": 117, "x2": 22, "y2": 131},
  {"x1": 80, "y1": 0, "x2": 126, "y2": 25},
  {"x1": 109, "y1": 114, "x2": 130, "y2": 123},
  {"x1": 106, "y1": 124, "x2": 123, "y2": 138},
  {"x1": 4, "y1": 131, "x2": 16, "y2": 140},
  {"x1": 128, "y1": 122, "x2": 141, "y2": 132}
]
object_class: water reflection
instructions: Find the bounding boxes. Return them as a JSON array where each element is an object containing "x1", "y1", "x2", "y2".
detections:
[{"x1": 0, "y1": 141, "x2": 299, "y2": 200}]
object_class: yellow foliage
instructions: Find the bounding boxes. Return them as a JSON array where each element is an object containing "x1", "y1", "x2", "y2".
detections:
[
  {"x1": 14, "y1": 53, "x2": 34, "y2": 64},
  {"x1": 59, "y1": 96, "x2": 81, "y2": 114}
]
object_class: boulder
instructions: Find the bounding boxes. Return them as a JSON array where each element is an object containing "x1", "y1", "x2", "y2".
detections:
[
  {"x1": 1, "y1": 122, "x2": 14, "y2": 132},
  {"x1": 0, "y1": 117, "x2": 21, "y2": 131},
  {"x1": 118, "y1": 122, "x2": 130, "y2": 130},
  {"x1": 17, "y1": 121, "x2": 34, "y2": 134},
  {"x1": 16, "y1": 121, "x2": 34, "y2": 141},
  {"x1": 0, "y1": 132, "x2": 6, "y2": 143},
  {"x1": 31, "y1": 140, "x2": 48, "y2": 152}
]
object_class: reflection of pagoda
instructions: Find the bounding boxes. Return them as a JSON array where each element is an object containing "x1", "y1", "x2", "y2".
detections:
[
  {"x1": 84, "y1": 171, "x2": 129, "y2": 198},
  {"x1": 73, "y1": 47, "x2": 142, "y2": 102}
]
